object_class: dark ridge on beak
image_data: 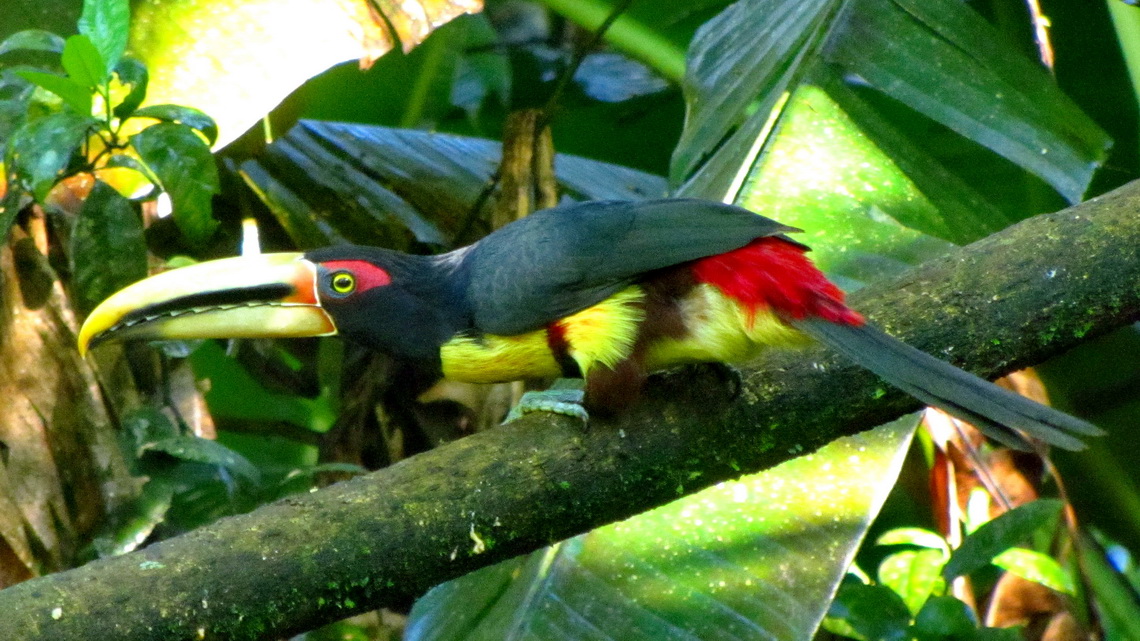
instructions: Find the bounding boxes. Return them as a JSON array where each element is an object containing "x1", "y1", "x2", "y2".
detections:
[{"x1": 114, "y1": 283, "x2": 296, "y2": 329}]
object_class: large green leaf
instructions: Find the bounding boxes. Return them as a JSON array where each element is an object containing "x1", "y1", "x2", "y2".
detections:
[
  {"x1": 128, "y1": 0, "x2": 483, "y2": 148},
  {"x1": 131, "y1": 121, "x2": 220, "y2": 245},
  {"x1": 406, "y1": 416, "x2": 917, "y2": 641},
  {"x1": 240, "y1": 121, "x2": 668, "y2": 249},
  {"x1": 673, "y1": 0, "x2": 1110, "y2": 208}
]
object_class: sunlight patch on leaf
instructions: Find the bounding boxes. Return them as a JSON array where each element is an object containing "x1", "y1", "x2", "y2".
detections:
[
  {"x1": 407, "y1": 416, "x2": 918, "y2": 641},
  {"x1": 129, "y1": 0, "x2": 483, "y2": 148}
]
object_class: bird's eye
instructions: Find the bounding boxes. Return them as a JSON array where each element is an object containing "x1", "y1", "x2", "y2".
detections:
[{"x1": 330, "y1": 271, "x2": 356, "y2": 294}]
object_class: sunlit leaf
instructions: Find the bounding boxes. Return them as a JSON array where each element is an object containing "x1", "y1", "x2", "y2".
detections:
[
  {"x1": 131, "y1": 121, "x2": 220, "y2": 245},
  {"x1": 877, "y1": 549, "x2": 946, "y2": 615},
  {"x1": 60, "y1": 34, "x2": 106, "y2": 89},
  {"x1": 674, "y1": 0, "x2": 1108, "y2": 209},
  {"x1": 15, "y1": 70, "x2": 92, "y2": 115},
  {"x1": 876, "y1": 528, "x2": 950, "y2": 554},
  {"x1": 129, "y1": 0, "x2": 483, "y2": 148},
  {"x1": 735, "y1": 84, "x2": 958, "y2": 289},
  {"x1": 133, "y1": 104, "x2": 217, "y2": 146},
  {"x1": 78, "y1": 0, "x2": 130, "y2": 75},
  {"x1": 992, "y1": 547, "x2": 1075, "y2": 595},
  {"x1": 824, "y1": 0, "x2": 1110, "y2": 203},
  {"x1": 407, "y1": 416, "x2": 917, "y2": 641},
  {"x1": 942, "y1": 499, "x2": 1063, "y2": 581},
  {"x1": 0, "y1": 29, "x2": 66, "y2": 57},
  {"x1": 69, "y1": 180, "x2": 147, "y2": 314},
  {"x1": 188, "y1": 340, "x2": 335, "y2": 432},
  {"x1": 6, "y1": 110, "x2": 96, "y2": 201}
]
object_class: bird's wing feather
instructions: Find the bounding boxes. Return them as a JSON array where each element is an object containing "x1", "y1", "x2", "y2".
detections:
[{"x1": 462, "y1": 199, "x2": 795, "y2": 335}]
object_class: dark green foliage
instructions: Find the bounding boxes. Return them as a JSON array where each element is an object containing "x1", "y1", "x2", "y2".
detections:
[
  {"x1": 131, "y1": 122, "x2": 220, "y2": 245},
  {"x1": 69, "y1": 179, "x2": 147, "y2": 314},
  {"x1": 941, "y1": 499, "x2": 1064, "y2": 581}
]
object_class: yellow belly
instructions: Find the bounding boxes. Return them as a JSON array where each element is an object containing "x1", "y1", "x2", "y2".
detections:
[{"x1": 439, "y1": 284, "x2": 809, "y2": 383}]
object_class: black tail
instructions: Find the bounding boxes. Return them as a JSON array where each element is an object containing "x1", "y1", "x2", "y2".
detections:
[{"x1": 795, "y1": 319, "x2": 1102, "y2": 451}]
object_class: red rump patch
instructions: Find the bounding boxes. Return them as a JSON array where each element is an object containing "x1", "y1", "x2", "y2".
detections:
[
  {"x1": 322, "y1": 260, "x2": 392, "y2": 292},
  {"x1": 692, "y1": 237, "x2": 864, "y2": 326}
]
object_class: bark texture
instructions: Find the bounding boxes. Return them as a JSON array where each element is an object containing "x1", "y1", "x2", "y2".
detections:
[{"x1": 2, "y1": 181, "x2": 1140, "y2": 640}]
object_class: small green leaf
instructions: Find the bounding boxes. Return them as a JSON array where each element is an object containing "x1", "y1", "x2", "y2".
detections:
[
  {"x1": 69, "y1": 180, "x2": 147, "y2": 314},
  {"x1": 112, "y1": 57, "x2": 148, "y2": 119},
  {"x1": 144, "y1": 435, "x2": 261, "y2": 483},
  {"x1": 6, "y1": 111, "x2": 96, "y2": 201},
  {"x1": 133, "y1": 104, "x2": 219, "y2": 146},
  {"x1": 92, "y1": 478, "x2": 173, "y2": 557},
  {"x1": 0, "y1": 29, "x2": 66, "y2": 57},
  {"x1": 15, "y1": 71, "x2": 92, "y2": 115},
  {"x1": 827, "y1": 581, "x2": 912, "y2": 641},
  {"x1": 78, "y1": 0, "x2": 131, "y2": 75},
  {"x1": 878, "y1": 549, "x2": 947, "y2": 615},
  {"x1": 993, "y1": 547, "x2": 1075, "y2": 595},
  {"x1": 911, "y1": 596, "x2": 977, "y2": 639},
  {"x1": 942, "y1": 499, "x2": 1063, "y2": 581},
  {"x1": 131, "y1": 122, "x2": 220, "y2": 245},
  {"x1": 60, "y1": 34, "x2": 107, "y2": 89},
  {"x1": 877, "y1": 527, "x2": 951, "y2": 555}
]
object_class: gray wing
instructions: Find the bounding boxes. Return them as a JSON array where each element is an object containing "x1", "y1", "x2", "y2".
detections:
[{"x1": 460, "y1": 199, "x2": 797, "y2": 336}]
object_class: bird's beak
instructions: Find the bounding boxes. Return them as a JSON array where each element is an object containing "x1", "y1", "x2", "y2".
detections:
[{"x1": 78, "y1": 253, "x2": 337, "y2": 357}]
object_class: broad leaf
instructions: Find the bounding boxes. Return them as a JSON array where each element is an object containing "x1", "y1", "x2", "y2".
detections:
[
  {"x1": 673, "y1": 0, "x2": 1109, "y2": 209},
  {"x1": 5, "y1": 110, "x2": 96, "y2": 201},
  {"x1": 407, "y1": 416, "x2": 917, "y2": 641},
  {"x1": 143, "y1": 435, "x2": 261, "y2": 483},
  {"x1": 131, "y1": 121, "x2": 220, "y2": 245},
  {"x1": 241, "y1": 121, "x2": 667, "y2": 250},
  {"x1": 78, "y1": 0, "x2": 130, "y2": 76},
  {"x1": 69, "y1": 180, "x2": 147, "y2": 314},
  {"x1": 992, "y1": 547, "x2": 1075, "y2": 595},
  {"x1": 60, "y1": 34, "x2": 106, "y2": 89},
  {"x1": 129, "y1": 0, "x2": 483, "y2": 148},
  {"x1": 941, "y1": 499, "x2": 1063, "y2": 581}
]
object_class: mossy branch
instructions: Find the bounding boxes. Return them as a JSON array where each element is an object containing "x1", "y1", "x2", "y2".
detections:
[{"x1": 3, "y1": 181, "x2": 1140, "y2": 640}]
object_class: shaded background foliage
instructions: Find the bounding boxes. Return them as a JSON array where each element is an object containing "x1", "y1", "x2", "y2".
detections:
[{"x1": 2, "y1": 0, "x2": 1140, "y2": 639}]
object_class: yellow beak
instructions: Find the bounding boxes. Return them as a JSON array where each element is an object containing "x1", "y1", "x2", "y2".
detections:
[{"x1": 78, "y1": 253, "x2": 337, "y2": 357}]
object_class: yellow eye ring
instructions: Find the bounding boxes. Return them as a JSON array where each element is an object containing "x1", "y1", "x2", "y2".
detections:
[{"x1": 331, "y1": 271, "x2": 356, "y2": 294}]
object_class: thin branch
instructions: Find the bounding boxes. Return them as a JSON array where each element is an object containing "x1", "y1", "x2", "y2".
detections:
[{"x1": 3, "y1": 180, "x2": 1140, "y2": 640}]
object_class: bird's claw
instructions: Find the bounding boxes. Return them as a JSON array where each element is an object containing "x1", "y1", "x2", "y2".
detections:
[{"x1": 503, "y1": 387, "x2": 589, "y2": 424}]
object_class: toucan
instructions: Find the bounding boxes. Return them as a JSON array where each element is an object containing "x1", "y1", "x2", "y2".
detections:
[{"x1": 78, "y1": 199, "x2": 1100, "y2": 450}]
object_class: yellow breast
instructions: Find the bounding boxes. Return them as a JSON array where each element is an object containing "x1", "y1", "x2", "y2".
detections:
[{"x1": 438, "y1": 283, "x2": 810, "y2": 384}]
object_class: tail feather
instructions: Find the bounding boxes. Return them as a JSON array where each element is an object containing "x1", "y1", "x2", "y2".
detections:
[{"x1": 795, "y1": 319, "x2": 1102, "y2": 451}]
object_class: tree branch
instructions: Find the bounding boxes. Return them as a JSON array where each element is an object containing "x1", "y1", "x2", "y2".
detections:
[{"x1": 4, "y1": 181, "x2": 1140, "y2": 640}]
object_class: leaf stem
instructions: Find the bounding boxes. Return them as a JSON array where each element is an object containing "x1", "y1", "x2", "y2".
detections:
[{"x1": 537, "y1": 0, "x2": 686, "y2": 83}]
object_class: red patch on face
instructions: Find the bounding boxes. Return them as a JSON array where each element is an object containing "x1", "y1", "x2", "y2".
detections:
[
  {"x1": 692, "y1": 237, "x2": 864, "y2": 326},
  {"x1": 322, "y1": 260, "x2": 392, "y2": 292}
]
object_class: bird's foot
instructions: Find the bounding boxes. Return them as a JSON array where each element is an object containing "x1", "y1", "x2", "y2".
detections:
[{"x1": 503, "y1": 379, "x2": 589, "y2": 424}]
